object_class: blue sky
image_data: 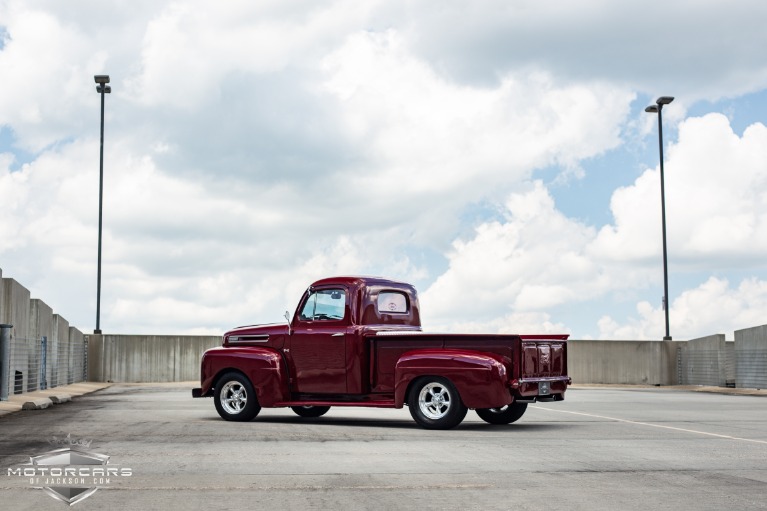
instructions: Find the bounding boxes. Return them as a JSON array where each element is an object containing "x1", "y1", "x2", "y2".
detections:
[{"x1": 1, "y1": 1, "x2": 767, "y2": 339}]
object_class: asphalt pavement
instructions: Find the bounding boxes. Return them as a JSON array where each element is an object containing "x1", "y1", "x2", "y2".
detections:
[{"x1": 1, "y1": 383, "x2": 766, "y2": 510}]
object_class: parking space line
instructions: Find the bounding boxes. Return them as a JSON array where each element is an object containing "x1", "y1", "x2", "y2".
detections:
[{"x1": 533, "y1": 406, "x2": 767, "y2": 445}]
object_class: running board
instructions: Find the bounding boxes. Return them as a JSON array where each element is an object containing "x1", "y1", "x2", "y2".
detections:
[{"x1": 272, "y1": 400, "x2": 397, "y2": 408}]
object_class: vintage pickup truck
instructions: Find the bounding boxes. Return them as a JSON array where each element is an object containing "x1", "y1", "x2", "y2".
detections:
[{"x1": 193, "y1": 276, "x2": 570, "y2": 429}]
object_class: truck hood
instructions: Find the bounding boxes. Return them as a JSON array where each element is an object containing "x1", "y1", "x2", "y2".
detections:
[{"x1": 223, "y1": 323, "x2": 289, "y2": 345}]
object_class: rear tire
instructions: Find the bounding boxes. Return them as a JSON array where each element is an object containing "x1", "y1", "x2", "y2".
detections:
[
  {"x1": 408, "y1": 377, "x2": 467, "y2": 430},
  {"x1": 476, "y1": 402, "x2": 527, "y2": 425},
  {"x1": 291, "y1": 406, "x2": 331, "y2": 418},
  {"x1": 214, "y1": 372, "x2": 261, "y2": 422}
]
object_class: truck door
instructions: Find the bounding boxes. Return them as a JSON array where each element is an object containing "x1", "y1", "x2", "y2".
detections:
[{"x1": 288, "y1": 287, "x2": 348, "y2": 394}]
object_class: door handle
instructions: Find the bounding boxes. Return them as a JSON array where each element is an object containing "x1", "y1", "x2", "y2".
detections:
[{"x1": 331, "y1": 333, "x2": 344, "y2": 337}]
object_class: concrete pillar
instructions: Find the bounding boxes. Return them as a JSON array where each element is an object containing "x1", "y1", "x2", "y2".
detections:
[
  {"x1": 28, "y1": 299, "x2": 53, "y2": 391},
  {"x1": 1, "y1": 279, "x2": 31, "y2": 392},
  {"x1": 734, "y1": 324, "x2": 767, "y2": 389},
  {"x1": 51, "y1": 315, "x2": 69, "y2": 388},
  {"x1": 0, "y1": 323, "x2": 11, "y2": 400},
  {"x1": 87, "y1": 334, "x2": 104, "y2": 382}
]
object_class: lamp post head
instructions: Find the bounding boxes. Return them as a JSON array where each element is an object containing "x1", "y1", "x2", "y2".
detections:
[
  {"x1": 95, "y1": 75, "x2": 111, "y2": 93},
  {"x1": 646, "y1": 96, "x2": 674, "y2": 114}
]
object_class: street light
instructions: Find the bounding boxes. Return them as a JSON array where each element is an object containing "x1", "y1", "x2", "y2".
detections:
[
  {"x1": 94, "y1": 75, "x2": 111, "y2": 335},
  {"x1": 645, "y1": 96, "x2": 674, "y2": 341}
]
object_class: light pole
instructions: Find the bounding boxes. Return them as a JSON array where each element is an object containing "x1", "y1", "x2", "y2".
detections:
[
  {"x1": 94, "y1": 75, "x2": 111, "y2": 335},
  {"x1": 645, "y1": 96, "x2": 674, "y2": 341}
]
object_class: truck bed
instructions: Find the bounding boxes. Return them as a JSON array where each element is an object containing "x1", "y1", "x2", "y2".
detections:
[{"x1": 368, "y1": 332, "x2": 569, "y2": 397}]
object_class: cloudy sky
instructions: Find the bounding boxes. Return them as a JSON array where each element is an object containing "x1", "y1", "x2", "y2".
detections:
[{"x1": 1, "y1": 0, "x2": 766, "y2": 339}]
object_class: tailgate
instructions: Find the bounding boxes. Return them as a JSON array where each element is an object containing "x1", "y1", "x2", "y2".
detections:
[{"x1": 516, "y1": 335, "x2": 570, "y2": 398}]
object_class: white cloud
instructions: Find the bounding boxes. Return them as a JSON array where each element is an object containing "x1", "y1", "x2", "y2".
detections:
[
  {"x1": 422, "y1": 181, "x2": 611, "y2": 330},
  {"x1": 593, "y1": 114, "x2": 767, "y2": 266},
  {"x1": 422, "y1": 114, "x2": 767, "y2": 338},
  {"x1": 438, "y1": 311, "x2": 569, "y2": 336},
  {"x1": 320, "y1": 29, "x2": 632, "y2": 248},
  {"x1": 324, "y1": 29, "x2": 631, "y2": 179},
  {"x1": 1, "y1": 2, "x2": 766, "y2": 339},
  {"x1": 598, "y1": 277, "x2": 767, "y2": 340},
  {"x1": 0, "y1": 4, "x2": 107, "y2": 151},
  {"x1": 118, "y1": 1, "x2": 392, "y2": 110},
  {"x1": 404, "y1": 0, "x2": 767, "y2": 101}
]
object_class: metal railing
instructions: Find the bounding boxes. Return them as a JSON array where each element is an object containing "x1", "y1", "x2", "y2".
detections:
[
  {"x1": 0, "y1": 324, "x2": 87, "y2": 401},
  {"x1": 736, "y1": 348, "x2": 767, "y2": 389},
  {"x1": 677, "y1": 341, "x2": 764, "y2": 389}
]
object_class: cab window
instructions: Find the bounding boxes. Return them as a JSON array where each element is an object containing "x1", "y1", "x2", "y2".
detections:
[
  {"x1": 299, "y1": 289, "x2": 346, "y2": 321},
  {"x1": 377, "y1": 292, "x2": 408, "y2": 313}
]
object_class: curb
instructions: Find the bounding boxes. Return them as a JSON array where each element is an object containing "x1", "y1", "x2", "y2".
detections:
[
  {"x1": 570, "y1": 383, "x2": 767, "y2": 397},
  {"x1": 21, "y1": 398, "x2": 52, "y2": 410},
  {"x1": 0, "y1": 382, "x2": 112, "y2": 417},
  {"x1": 48, "y1": 394, "x2": 72, "y2": 404}
]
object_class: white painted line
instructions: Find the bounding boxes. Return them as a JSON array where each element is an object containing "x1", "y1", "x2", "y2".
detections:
[{"x1": 533, "y1": 406, "x2": 767, "y2": 445}]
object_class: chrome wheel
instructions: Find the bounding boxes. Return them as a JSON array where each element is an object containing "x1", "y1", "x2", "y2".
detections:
[
  {"x1": 213, "y1": 372, "x2": 261, "y2": 422},
  {"x1": 418, "y1": 382, "x2": 453, "y2": 419},
  {"x1": 409, "y1": 377, "x2": 467, "y2": 429},
  {"x1": 220, "y1": 380, "x2": 248, "y2": 415},
  {"x1": 291, "y1": 405, "x2": 331, "y2": 418},
  {"x1": 476, "y1": 402, "x2": 527, "y2": 425}
]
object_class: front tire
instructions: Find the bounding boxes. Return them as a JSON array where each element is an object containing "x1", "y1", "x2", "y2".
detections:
[
  {"x1": 476, "y1": 402, "x2": 527, "y2": 425},
  {"x1": 408, "y1": 377, "x2": 467, "y2": 429},
  {"x1": 291, "y1": 406, "x2": 331, "y2": 418},
  {"x1": 214, "y1": 372, "x2": 261, "y2": 422}
]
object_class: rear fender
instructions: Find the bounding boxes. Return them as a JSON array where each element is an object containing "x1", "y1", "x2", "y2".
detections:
[
  {"x1": 200, "y1": 346, "x2": 289, "y2": 407},
  {"x1": 394, "y1": 349, "x2": 512, "y2": 409}
]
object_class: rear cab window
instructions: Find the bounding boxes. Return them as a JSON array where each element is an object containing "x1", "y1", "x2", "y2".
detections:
[{"x1": 377, "y1": 292, "x2": 408, "y2": 313}]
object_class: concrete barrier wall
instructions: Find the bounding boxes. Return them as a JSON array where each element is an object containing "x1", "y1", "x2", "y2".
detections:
[
  {"x1": 679, "y1": 334, "x2": 728, "y2": 386},
  {"x1": 89, "y1": 335, "x2": 681, "y2": 386},
  {"x1": 567, "y1": 340, "x2": 678, "y2": 385},
  {"x1": 18, "y1": 325, "x2": 760, "y2": 387},
  {"x1": 88, "y1": 334, "x2": 222, "y2": 383},
  {"x1": 0, "y1": 269, "x2": 85, "y2": 397},
  {"x1": 734, "y1": 324, "x2": 767, "y2": 389},
  {"x1": 3, "y1": 266, "x2": 765, "y2": 388}
]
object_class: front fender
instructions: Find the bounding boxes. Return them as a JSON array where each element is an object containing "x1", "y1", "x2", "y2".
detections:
[
  {"x1": 393, "y1": 349, "x2": 512, "y2": 409},
  {"x1": 200, "y1": 346, "x2": 289, "y2": 407}
]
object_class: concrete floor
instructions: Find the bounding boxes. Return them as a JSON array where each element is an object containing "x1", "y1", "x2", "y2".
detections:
[{"x1": 1, "y1": 383, "x2": 766, "y2": 510}]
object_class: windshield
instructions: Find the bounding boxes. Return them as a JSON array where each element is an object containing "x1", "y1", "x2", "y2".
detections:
[{"x1": 298, "y1": 288, "x2": 346, "y2": 321}]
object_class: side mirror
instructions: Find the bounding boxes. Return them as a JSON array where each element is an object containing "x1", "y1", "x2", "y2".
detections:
[{"x1": 284, "y1": 311, "x2": 292, "y2": 335}]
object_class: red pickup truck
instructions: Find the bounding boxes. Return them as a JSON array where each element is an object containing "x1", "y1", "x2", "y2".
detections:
[{"x1": 193, "y1": 276, "x2": 570, "y2": 429}]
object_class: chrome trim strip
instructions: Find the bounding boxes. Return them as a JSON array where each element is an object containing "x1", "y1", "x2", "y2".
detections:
[
  {"x1": 375, "y1": 330, "x2": 425, "y2": 336},
  {"x1": 228, "y1": 335, "x2": 270, "y2": 343},
  {"x1": 517, "y1": 376, "x2": 570, "y2": 383}
]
